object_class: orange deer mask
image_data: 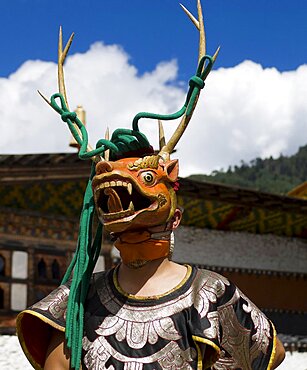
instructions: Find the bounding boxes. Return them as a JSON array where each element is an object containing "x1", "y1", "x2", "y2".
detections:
[{"x1": 92, "y1": 156, "x2": 179, "y2": 234}]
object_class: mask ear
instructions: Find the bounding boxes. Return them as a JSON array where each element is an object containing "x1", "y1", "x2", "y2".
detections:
[
  {"x1": 165, "y1": 159, "x2": 179, "y2": 182},
  {"x1": 169, "y1": 208, "x2": 182, "y2": 230}
]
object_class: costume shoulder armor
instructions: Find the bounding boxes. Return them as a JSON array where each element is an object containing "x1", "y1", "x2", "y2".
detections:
[
  {"x1": 191, "y1": 268, "x2": 277, "y2": 370},
  {"x1": 16, "y1": 281, "x2": 70, "y2": 370}
]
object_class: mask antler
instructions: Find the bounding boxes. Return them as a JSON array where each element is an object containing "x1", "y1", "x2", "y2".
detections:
[
  {"x1": 157, "y1": 0, "x2": 220, "y2": 161},
  {"x1": 38, "y1": 27, "x2": 99, "y2": 159},
  {"x1": 38, "y1": 27, "x2": 73, "y2": 112},
  {"x1": 57, "y1": 26, "x2": 74, "y2": 110}
]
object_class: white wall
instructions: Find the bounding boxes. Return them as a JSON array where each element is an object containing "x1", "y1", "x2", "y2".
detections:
[{"x1": 174, "y1": 226, "x2": 307, "y2": 273}]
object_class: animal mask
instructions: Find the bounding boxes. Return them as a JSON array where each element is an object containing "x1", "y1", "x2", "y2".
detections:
[{"x1": 92, "y1": 156, "x2": 179, "y2": 233}]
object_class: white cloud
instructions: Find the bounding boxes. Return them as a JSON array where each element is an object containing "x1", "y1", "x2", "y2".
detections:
[{"x1": 1, "y1": 42, "x2": 307, "y2": 177}]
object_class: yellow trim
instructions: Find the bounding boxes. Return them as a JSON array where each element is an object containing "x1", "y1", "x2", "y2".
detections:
[
  {"x1": 193, "y1": 339, "x2": 203, "y2": 370},
  {"x1": 113, "y1": 264, "x2": 192, "y2": 300},
  {"x1": 16, "y1": 311, "x2": 43, "y2": 370},
  {"x1": 192, "y1": 335, "x2": 221, "y2": 369},
  {"x1": 267, "y1": 321, "x2": 277, "y2": 370},
  {"x1": 18, "y1": 309, "x2": 65, "y2": 332},
  {"x1": 16, "y1": 309, "x2": 65, "y2": 370}
]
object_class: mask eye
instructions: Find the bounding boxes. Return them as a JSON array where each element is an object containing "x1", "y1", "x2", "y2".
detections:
[{"x1": 140, "y1": 171, "x2": 156, "y2": 186}]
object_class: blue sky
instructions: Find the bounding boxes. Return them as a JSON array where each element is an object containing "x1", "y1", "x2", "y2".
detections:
[
  {"x1": 1, "y1": 0, "x2": 307, "y2": 176},
  {"x1": 1, "y1": 0, "x2": 307, "y2": 79}
]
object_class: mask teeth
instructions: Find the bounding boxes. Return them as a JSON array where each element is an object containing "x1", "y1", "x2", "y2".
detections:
[
  {"x1": 103, "y1": 208, "x2": 134, "y2": 221},
  {"x1": 127, "y1": 183, "x2": 133, "y2": 195}
]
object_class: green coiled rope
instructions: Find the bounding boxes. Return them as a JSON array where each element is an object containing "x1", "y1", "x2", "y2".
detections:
[{"x1": 132, "y1": 55, "x2": 213, "y2": 131}]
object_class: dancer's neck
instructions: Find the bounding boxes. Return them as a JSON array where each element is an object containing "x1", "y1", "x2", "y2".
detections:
[{"x1": 117, "y1": 258, "x2": 187, "y2": 297}]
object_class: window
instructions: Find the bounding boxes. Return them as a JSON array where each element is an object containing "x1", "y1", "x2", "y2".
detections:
[
  {"x1": 0, "y1": 286, "x2": 4, "y2": 309},
  {"x1": 38, "y1": 258, "x2": 47, "y2": 278},
  {"x1": 12, "y1": 251, "x2": 28, "y2": 279},
  {"x1": 51, "y1": 259, "x2": 60, "y2": 280},
  {"x1": 11, "y1": 284, "x2": 27, "y2": 311},
  {"x1": 0, "y1": 255, "x2": 5, "y2": 276}
]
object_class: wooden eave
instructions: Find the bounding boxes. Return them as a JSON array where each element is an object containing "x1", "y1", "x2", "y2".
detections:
[{"x1": 0, "y1": 153, "x2": 91, "y2": 184}]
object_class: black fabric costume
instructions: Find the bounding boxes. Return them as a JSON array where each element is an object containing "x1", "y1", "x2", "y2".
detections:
[{"x1": 17, "y1": 265, "x2": 276, "y2": 370}]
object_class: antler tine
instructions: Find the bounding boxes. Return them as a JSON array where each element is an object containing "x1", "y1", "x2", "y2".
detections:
[
  {"x1": 197, "y1": 0, "x2": 206, "y2": 60},
  {"x1": 38, "y1": 28, "x2": 102, "y2": 162},
  {"x1": 36, "y1": 27, "x2": 74, "y2": 113},
  {"x1": 104, "y1": 127, "x2": 110, "y2": 161},
  {"x1": 212, "y1": 46, "x2": 221, "y2": 63},
  {"x1": 58, "y1": 26, "x2": 74, "y2": 110},
  {"x1": 158, "y1": 0, "x2": 209, "y2": 160},
  {"x1": 158, "y1": 120, "x2": 166, "y2": 150},
  {"x1": 180, "y1": 0, "x2": 206, "y2": 62},
  {"x1": 37, "y1": 90, "x2": 53, "y2": 108},
  {"x1": 180, "y1": 4, "x2": 198, "y2": 28},
  {"x1": 57, "y1": 28, "x2": 101, "y2": 159},
  {"x1": 159, "y1": 113, "x2": 189, "y2": 161}
]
